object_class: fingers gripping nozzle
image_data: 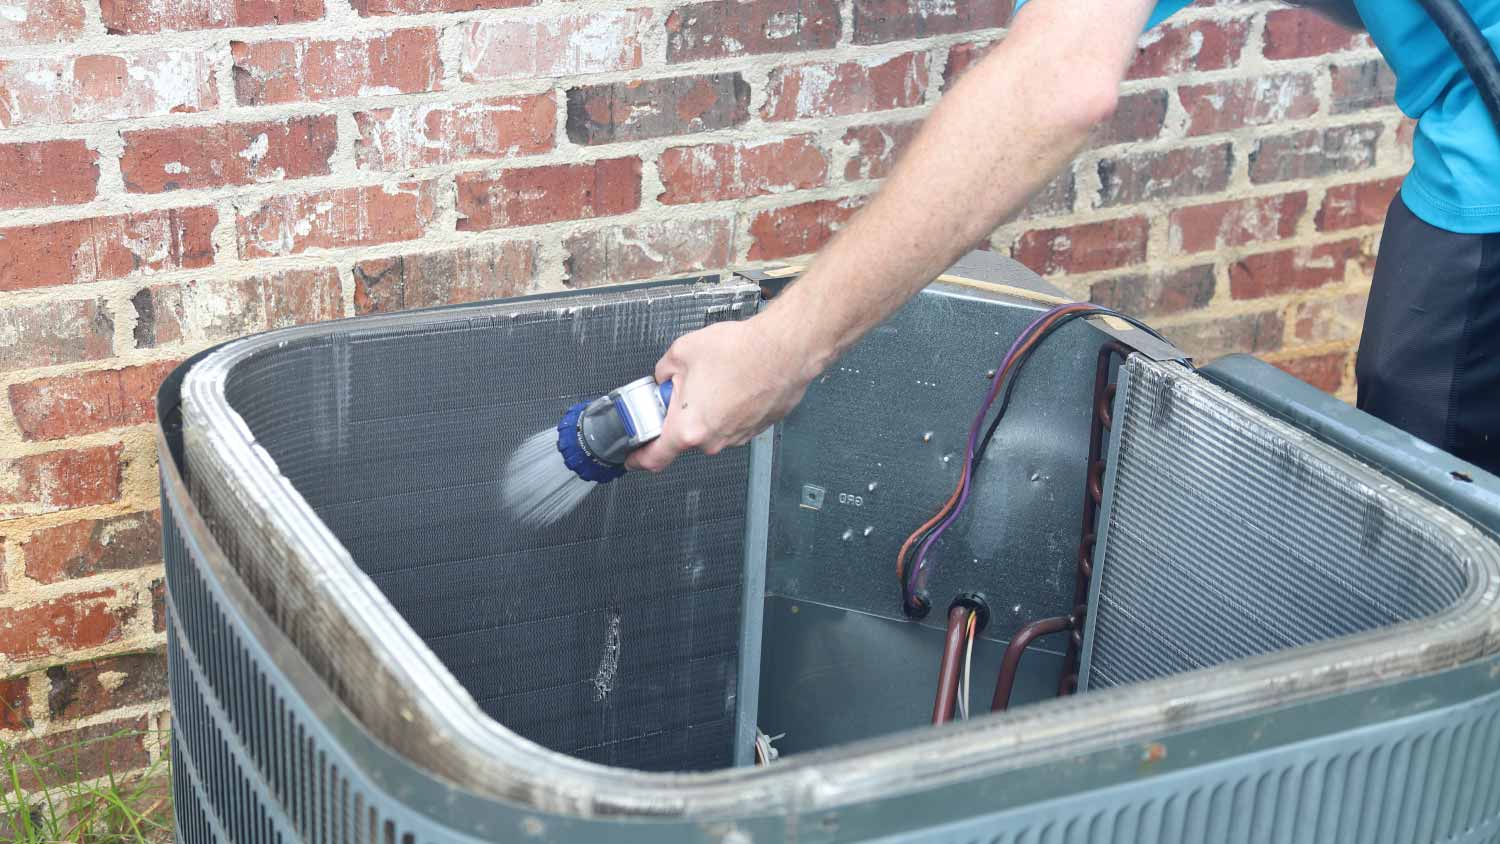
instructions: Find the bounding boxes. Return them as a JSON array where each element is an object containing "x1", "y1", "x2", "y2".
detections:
[{"x1": 558, "y1": 377, "x2": 674, "y2": 483}]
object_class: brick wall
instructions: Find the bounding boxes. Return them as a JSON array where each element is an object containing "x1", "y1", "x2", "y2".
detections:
[{"x1": 0, "y1": 0, "x2": 1397, "y2": 783}]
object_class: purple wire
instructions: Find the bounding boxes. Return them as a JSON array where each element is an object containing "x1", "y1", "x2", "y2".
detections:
[{"x1": 907, "y1": 303, "x2": 1082, "y2": 596}]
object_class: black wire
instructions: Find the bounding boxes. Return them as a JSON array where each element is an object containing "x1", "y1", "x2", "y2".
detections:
[
  {"x1": 974, "y1": 309, "x2": 1180, "y2": 466},
  {"x1": 899, "y1": 307, "x2": 1182, "y2": 596}
]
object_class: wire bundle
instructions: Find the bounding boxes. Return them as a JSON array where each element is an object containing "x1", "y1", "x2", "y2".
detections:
[
  {"x1": 957, "y1": 611, "x2": 978, "y2": 720},
  {"x1": 895, "y1": 302, "x2": 1180, "y2": 615}
]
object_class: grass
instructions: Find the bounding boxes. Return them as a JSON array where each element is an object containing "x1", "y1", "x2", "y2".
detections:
[{"x1": 0, "y1": 727, "x2": 172, "y2": 843}]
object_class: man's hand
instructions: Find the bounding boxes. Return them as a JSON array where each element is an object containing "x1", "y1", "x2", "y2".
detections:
[{"x1": 626, "y1": 316, "x2": 816, "y2": 472}]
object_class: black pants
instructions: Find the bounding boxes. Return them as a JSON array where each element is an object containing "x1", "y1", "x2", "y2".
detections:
[{"x1": 1357, "y1": 195, "x2": 1500, "y2": 475}]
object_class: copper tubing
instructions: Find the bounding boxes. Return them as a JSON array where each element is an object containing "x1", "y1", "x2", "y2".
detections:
[
  {"x1": 931, "y1": 604, "x2": 974, "y2": 725},
  {"x1": 990, "y1": 615, "x2": 1073, "y2": 713},
  {"x1": 1058, "y1": 341, "x2": 1129, "y2": 696}
]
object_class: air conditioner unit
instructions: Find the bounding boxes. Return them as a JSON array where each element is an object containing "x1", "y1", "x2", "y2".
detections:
[{"x1": 158, "y1": 251, "x2": 1500, "y2": 844}]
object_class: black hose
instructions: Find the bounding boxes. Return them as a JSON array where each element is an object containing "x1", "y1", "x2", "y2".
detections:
[{"x1": 1416, "y1": 0, "x2": 1500, "y2": 132}]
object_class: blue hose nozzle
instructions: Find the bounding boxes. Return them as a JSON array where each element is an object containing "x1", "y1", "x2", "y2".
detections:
[{"x1": 556, "y1": 377, "x2": 673, "y2": 483}]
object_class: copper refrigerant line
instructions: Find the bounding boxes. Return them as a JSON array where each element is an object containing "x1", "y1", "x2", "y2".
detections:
[
  {"x1": 985, "y1": 341, "x2": 1130, "y2": 713},
  {"x1": 902, "y1": 309, "x2": 1164, "y2": 718},
  {"x1": 931, "y1": 604, "x2": 973, "y2": 725},
  {"x1": 930, "y1": 596, "x2": 990, "y2": 724}
]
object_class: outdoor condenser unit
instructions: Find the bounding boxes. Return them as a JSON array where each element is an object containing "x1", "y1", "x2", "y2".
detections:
[{"x1": 158, "y1": 251, "x2": 1500, "y2": 843}]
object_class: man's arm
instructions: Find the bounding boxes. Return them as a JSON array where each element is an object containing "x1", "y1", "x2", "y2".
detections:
[{"x1": 628, "y1": 0, "x2": 1159, "y2": 472}]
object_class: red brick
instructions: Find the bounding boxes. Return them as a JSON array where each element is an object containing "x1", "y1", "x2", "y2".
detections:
[
  {"x1": 1291, "y1": 292, "x2": 1367, "y2": 344},
  {"x1": 1090, "y1": 90, "x2": 1168, "y2": 146},
  {"x1": 1262, "y1": 8, "x2": 1366, "y2": 60},
  {"x1": 1178, "y1": 73, "x2": 1319, "y2": 136},
  {"x1": 0, "y1": 0, "x2": 85, "y2": 44},
  {"x1": 747, "y1": 196, "x2": 868, "y2": 260},
  {"x1": 47, "y1": 650, "x2": 167, "y2": 721},
  {"x1": 22, "y1": 512, "x2": 161, "y2": 584},
  {"x1": 0, "y1": 208, "x2": 217, "y2": 293},
  {"x1": 353, "y1": 241, "x2": 537, "y2": 314},
  {"x1": 460, "y1": 10, "x2": 648, "y2": 82},
  {"x1": 1089, "y1": 265, "x2": 1216, "y2": 317},
  {"x1": 0, "y1": 445, "x2": 122, "y2": 520},
  {"x1": 1168, "y1": 192, "x2": 1307, "y2": 253},
  {"x1": 1096, "y1": 143, "x2": 1233, "y2": 207},
  {"x1": 565, "y1": 218, "x2": 733, "y2": 287},
  {"x1": 0, "y1": 140, "x2": 97, "y2": 210},
  {"x1": 456, "y1": 158, "x2": 641, "y2": 231},
  {"x1": 1012, "y1": 217, "x2": 1149, "y2": 276},
  {"x1": 1017, "y1": 171, "x2": 1075, "y2": 220},
  {"x1": 1249, "y1": 123, "x2": 1382, "y2": 184},
  {"x1": 1165, "y1": 310, "x2": 1284, "y2": 361},
  {"x1": 840, "y1": 121, "x2": 919, "y2": 181},
  {"x1": 1331, "y1": 59, "x2": 1397, "y2": 114},
  {"x1": 238, "y1": 182, "x2": 435, "y2": 258},
  {"x1": 1128, "y1": 17, "x2": 1249, "y2": 79},
  {"x1": 132, "y1": 267, "x2": 342, "y2": 347},
  {"x1": 852, "y1": 0, "x2": 1005, "y2": 44},
  {"x1": 0, "y1": 50, "x2": 218, "y2": 127},
  {"x1": 9, "y1": 363, "x2": 176, "y2": 442},
  {"x1": 1316, "y1": 176, "x2": 1401, "y2": 231},
  {"x1": 150, "y1": 578, "x2": 166, "y2": 633},
  {"x1": 1398, "y1": 116, "x2": 1416, "y2": 150},
  {"x1": 1272, "y1": 350, "x2": 1348, "y2": 393},
  {"x1": 11, "y1": 716, "x2": 150, "y2": 789},
  {"x1": 942, "y1": 39, "x2": 996, "y2": 90},
  {"x1": 567, "y1": 74, "x2": 751, "y2": 145},
  {"x1": 232, "y1": 29, "x2": 440, "y2": 105},
  {"x1": 1229, "y1": 239, "x2": 1368, "y2": 300},
  {"x1": 0, "y1": 677, "x2": 31, "y2": 731},
  {"x1": 355, "y1": 94, "x2": 554, "y2": 170},
  {"x1": 0, "y1": 299, "x2": 114, "y2": 374},
  {"x1": 761, "y1": 52, "x2": 928, "y2": 121},
  {"x1": 659, "y1": 135, "x2": 828, "y2": 204},
  {"x1": 102, "y1": 0, "x2": 321, "y2": 34},
  {"x1": 354, "y1": 0, "x2": 527, "y2": 15},
  {"x1": 666, "y1": 0, "x2": 840, "y2": 62},
  {"x1": 122, "y1": 116, "x2": 337, "y2": 193}
]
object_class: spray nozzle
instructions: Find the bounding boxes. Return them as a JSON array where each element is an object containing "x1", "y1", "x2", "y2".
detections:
[{"x1": 558, "y1": 377, "x2": 673, "y2": 483}]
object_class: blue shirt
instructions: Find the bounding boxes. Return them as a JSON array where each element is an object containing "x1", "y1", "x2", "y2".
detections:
[{"x1": 1017, "y1": 0, "x2": 1500, "y2": 233}]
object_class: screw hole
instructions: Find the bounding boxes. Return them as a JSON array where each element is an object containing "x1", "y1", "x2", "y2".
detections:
[{"x1": 1452, "y1": 471, "x2": 1474, "y2": 483}]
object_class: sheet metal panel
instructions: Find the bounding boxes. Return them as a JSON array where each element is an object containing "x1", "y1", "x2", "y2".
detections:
[{"x1": 766, "y1": 282, "x2": 1104, "y2": 642}]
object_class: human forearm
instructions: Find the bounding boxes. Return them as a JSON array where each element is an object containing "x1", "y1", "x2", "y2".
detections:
[
  {"x1": 760, "y1": 0, "x2": 1157, "y2": 376},
  {"x1": 628, "y1": 0, "x2": 1157, "y2": 471}
]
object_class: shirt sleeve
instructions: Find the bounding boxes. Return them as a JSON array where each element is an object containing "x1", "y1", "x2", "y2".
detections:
[{"x1": 1010, "y1": 0, "x2": 1195, "y2": 31}]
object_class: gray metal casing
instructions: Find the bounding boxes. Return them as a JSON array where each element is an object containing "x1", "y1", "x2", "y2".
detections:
[{"x1": 159, "y1": 255, "x2": 1500, "y2": 842}]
